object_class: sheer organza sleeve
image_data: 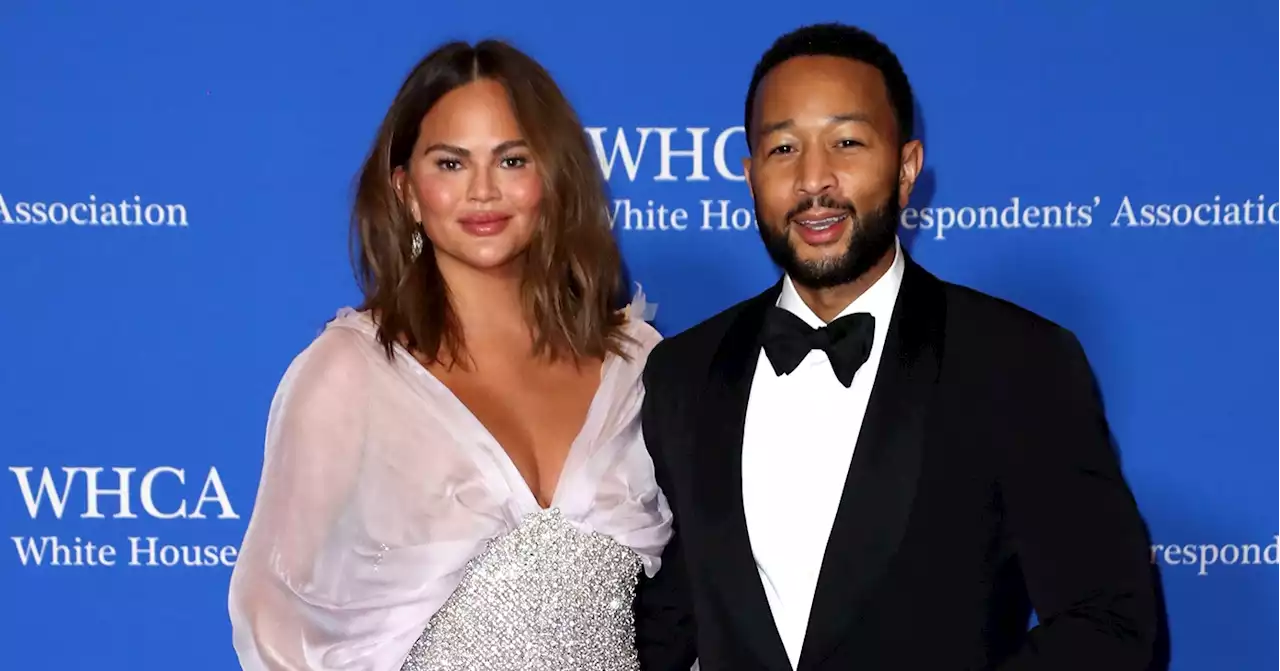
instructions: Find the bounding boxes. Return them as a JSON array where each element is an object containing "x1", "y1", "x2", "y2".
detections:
[{"x1": 228, "y1": 328, "x2": 374, "y2": 670}]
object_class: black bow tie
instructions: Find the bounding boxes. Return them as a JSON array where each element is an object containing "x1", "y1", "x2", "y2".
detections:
[{"x1": 760, "y1": 306, "x2": 875, "y2": 388}]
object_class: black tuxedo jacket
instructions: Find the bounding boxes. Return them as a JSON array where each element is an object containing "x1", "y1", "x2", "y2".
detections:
[{"x1": 634, "y1": 255, "x2": 1158, "y2": 671}]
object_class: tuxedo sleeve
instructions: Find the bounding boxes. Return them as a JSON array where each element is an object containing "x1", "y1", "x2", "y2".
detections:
[
  {"x1": 634, "y1": 348, "x2": 699, "y2": 671},
  {"x1": 995, "y1": 328, "x2": 1158, "y2": 671}
]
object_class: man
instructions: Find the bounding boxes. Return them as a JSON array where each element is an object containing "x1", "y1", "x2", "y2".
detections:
[{"x1": 634, "y1": 22, "x2": 1158, "y2": 671}]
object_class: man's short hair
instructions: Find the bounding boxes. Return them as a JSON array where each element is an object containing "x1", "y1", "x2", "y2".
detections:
[{"x1": 744, "y1": 23, "x2": 916, "y2": 148}]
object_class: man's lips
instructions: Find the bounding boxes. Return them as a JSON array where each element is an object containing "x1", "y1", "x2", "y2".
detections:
[{"x1": 792, "y1": 210, "x2": 848, "y2": 229}]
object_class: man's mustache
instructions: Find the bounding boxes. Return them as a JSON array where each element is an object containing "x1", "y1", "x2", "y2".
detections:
[{"x1": 785, "y1": 194, "x2": 857, "y2": 222}]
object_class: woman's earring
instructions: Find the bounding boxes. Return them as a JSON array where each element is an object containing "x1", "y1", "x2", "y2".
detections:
[{"x1": 410, "y1": 226, "x2": 424, "y2": 261}]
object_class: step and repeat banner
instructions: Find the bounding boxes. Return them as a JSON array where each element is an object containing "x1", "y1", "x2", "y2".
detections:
[{"x1": 1, "y1": 1, "x2": 1276, "y2": 669}]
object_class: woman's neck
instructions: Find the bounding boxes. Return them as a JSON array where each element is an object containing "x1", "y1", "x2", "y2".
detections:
[{"x1": 436, "y1": 253, "x2": 530, "y2": 351}]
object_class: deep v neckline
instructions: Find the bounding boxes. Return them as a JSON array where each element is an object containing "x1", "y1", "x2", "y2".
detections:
[{"x1": 405, "y1": 350, "x2": 617, "y2": 513}]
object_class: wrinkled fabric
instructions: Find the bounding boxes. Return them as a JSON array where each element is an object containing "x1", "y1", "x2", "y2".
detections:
[{"x1": 228, "y1": 293, "x2": 672, "y2": 671}]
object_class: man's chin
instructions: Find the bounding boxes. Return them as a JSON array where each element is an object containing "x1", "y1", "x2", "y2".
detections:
[
  {"x1": 785, "y1": 244, "x2": 849, "y2": 269},
  {"x1": 777, "y1": 257, "x2": 844, "y2": 286}
]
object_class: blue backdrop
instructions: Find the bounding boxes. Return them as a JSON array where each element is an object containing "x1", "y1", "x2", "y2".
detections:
[{"x1": 1, "y1": 1, "x2": 1276, "y2": 669}]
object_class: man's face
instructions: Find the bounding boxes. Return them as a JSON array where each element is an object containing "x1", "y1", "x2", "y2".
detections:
[{"x1": 745, "y1": 55, "x2": 922, "y2": 289}]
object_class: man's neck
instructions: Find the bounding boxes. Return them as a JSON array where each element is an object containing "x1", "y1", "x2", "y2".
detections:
[{"x1": 792, "y1": 244, "x2": 897, "y2": 323}]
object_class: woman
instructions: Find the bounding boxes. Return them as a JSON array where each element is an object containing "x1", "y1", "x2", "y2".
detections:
[{"x1": 228, "y1": 39, "x2": 671, "y2": 670}]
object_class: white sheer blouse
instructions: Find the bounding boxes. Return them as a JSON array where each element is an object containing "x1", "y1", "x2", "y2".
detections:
[{"x1": 228, "y1": 296, "x2": 672, "y2": 671}]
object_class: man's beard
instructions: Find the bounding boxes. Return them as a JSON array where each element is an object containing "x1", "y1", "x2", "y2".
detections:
[{"x1": 756, "y1": 190, "x2": 900, "y2": 290}]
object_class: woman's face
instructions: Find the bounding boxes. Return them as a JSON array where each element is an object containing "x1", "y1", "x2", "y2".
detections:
[{"x1": 397, "y1": 78, "x2": 543, "y2": 272}]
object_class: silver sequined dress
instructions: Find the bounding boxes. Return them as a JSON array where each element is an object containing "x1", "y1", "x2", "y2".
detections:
[
  {"x1": 227, "y1": 300, "x2": 672, "y2": 671},
  {"x1": 400, "y1": 507, "x2": 644, "y2": 671}
]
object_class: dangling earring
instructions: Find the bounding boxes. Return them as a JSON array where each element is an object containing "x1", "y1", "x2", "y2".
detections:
[{"x1": 410, "y1": 225, "x2": 424, "y2": 261}]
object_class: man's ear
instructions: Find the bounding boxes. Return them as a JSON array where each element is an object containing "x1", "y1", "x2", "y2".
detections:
[{"x1": 897, "y1": 140, "x2": 923, "y2": 209}]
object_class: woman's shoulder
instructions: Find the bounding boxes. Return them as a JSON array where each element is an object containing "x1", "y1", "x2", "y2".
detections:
[
  {"x1": 274, "y1": 308, "x2": 389, "y2": 401},
  {"x1": 615, "y1": 283, "x2": 663, "y2": 357}
]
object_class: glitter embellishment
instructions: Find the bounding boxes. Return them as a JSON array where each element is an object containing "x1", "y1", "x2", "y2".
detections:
[{"x1": 400, "y1": 507, "x2": 643, "y2": 670}]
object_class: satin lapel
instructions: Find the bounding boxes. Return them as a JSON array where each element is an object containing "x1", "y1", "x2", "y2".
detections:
[
  {"x1": 692, "y1": 281, "x2": 794, "y2": 671},
  {"x1": 796, "y1": 257, "x2": 946, "y2": 671}
]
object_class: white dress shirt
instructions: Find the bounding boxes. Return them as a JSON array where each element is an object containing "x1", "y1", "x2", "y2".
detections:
[{"x1": 740, "y1": 238, "x2": 905, "y2": 669}]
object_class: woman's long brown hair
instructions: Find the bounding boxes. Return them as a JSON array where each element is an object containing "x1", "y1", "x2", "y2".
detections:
[{"x1": 349, "y1": 40, "x2": 631, "y2": 367}]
